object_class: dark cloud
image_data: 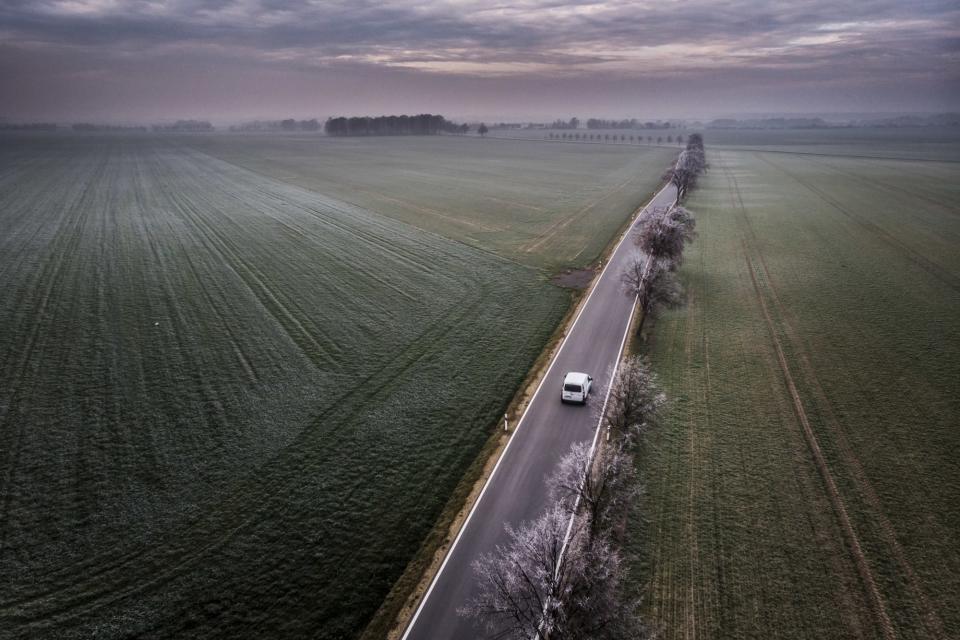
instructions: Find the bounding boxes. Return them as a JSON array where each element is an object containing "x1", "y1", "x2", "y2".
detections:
[{"x1": 0, "y1": 0, "x2": 956, "y2": 120}]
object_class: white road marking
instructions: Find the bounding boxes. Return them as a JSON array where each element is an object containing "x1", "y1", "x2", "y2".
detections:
[{"x1": 401, "y1": 183, "x2": 671, "y2": 639}]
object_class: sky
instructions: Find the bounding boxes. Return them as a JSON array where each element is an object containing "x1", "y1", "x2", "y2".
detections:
[{"x1": 0, "y1": 0, "x2": 958, "y2": 123}]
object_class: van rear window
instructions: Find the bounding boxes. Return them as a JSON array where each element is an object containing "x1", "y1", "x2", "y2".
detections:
[{"x1": 564, "y1": 383, "x2": 582, "y2": 392}]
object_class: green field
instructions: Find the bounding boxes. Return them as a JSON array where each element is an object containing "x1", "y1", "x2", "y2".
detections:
[
  {"x1": 628, "y1": 143, "x2": 960, "y2": 638},
  {"x1": 185, "y1": 134, "x2": 677, "y2": 269},
  {"x1": 490, "y1": 125, "x2": 960, "y2": 162},
  {"x1": 688, "y1": 126, "x2": 960, "y2": 162},
  {"x1": 0, "y1": 133, "x2": 670, "y2": 638}
]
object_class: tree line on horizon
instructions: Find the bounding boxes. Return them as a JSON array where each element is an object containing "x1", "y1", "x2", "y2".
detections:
[
  {"x1": 545, "y1": 118, "x2": 678, "y2": 130},
  {"x1": 587, "y1": 118, "x2": 676, "y2": 130},
  {"x1": 72, "y1": 123, "x2": 148, "y2": 132},
  {"x1": 548, "y1": 131, "x2": 686, "y2": 145},
  {"x1": 151, "y1": 120, "x2": 214, "y2": 132},
  {"x1": 0, "y1": 120, "x2": 216, "y2": 132},
  {"x1": 323, "y1": 114, "x2": 469, "y2": 136},
  {"x1": 230, "y1": 119, "x2": 321, "y2": 132},
  {"x1": 0, "y1": 122, "x2": 58, "y2": 131}
]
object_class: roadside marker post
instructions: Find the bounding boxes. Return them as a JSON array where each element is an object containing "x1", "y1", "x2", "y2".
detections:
[{"x1": 503, "y1": 414, "x2": 509, "y2": 432}]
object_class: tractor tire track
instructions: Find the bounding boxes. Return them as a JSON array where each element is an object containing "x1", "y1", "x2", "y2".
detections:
[
  {"x1": 812, "y1": 157, "x2": 959, "y2": 217},
  {"x1": 0, "y1": 147, "x2": 501, "y2": 628},
  {"x1": 0, "y1": 154, "x2": 108, "y2": 553},
  {"x1": 743, "y1": 248, "x2": 897, "y2": 640},
  {"x1": 0, "y1": 286, "x2": 491, "y2": 630},
  {"x1": 747, "y1": 229, "x2": 947, "y2": 640},
  {"x1": 522, "y1": 175, "x2": 638, "y2": 254},
  {"x1": 726, "y1": 153, "x2": 947, "y2": 637},
  {"x1": 718, "y1": 154, "x2": 896, "y2": 638}
]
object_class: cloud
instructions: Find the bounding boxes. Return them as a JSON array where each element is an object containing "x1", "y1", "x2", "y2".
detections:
[{"x1": 0, "y1": 0, "x2": 957, "y2": 119}]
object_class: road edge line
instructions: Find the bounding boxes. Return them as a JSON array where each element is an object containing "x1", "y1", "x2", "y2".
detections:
[
  {"x1": 554, "y1": 290, "x2": 637, "y2": 577},
  {"x1": 401, "y1": 183, "x2": 670, "y2": 639}
]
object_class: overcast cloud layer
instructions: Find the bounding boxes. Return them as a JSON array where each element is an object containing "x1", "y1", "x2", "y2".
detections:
[{"x1": 1, "y1": 0, "x2": 958, "y2": 122}]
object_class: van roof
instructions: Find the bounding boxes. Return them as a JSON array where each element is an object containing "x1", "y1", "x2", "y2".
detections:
[{"x1": 563, "y1": 371, "x2": 590, "y2": 385}]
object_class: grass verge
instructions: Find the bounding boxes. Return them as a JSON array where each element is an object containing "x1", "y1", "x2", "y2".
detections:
[{"x1": 368, "y1": 181, "x2": 668, "y2": 640}]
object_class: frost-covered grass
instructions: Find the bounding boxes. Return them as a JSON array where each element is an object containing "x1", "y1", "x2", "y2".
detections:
[
  {"x1": 628, "y1": 147, "x2": 960, "y2": 639},
  {"x1": 0, "y1": 135, "x2": 583, "y2": 638}
]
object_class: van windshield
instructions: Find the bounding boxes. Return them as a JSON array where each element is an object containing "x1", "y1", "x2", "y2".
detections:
[{"x1": 563, "y1": 383, "x2": 582, "y2": 393}]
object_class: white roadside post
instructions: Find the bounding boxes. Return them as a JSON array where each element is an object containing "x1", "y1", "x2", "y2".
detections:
[{"x1": 503, "y1": 413, "x2": 509, "y2": 433}]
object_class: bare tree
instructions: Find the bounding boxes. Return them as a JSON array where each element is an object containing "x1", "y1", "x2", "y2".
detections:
[
  {"x1": 635, "y1": 206, "x2": 696, "y2": 271},
  {"x1": 620, "y1": 252, "x2": 648, "y2": 298},
  {"x1": 621, "y1": 253, "x2": 683, "y2": 336},
  {"x1": 602, "y1": 356, "x2": 665, "y2": 444},
  {"x1": 463, "y1": 504, "x2": 647, "y2": 640},
  {"x1": 462, "y1": 505, "x2": 569, "y2": 639},
  {"x1": 463, "y1": 360, "x2": 663, "y2": 639},
  {"x1": 621, "y1": 205, "x2": 694, "y2": 335},
  {"x1": 548, "y1": 441, "x2": 640, "y2": 540},
  {"x1": 668, "y1": 150, "x2": 702, "y2": 204},
  {"x1": 462, "y1": 505, "x2": 631, "y2": 639},
  {"x1": 664, "y1": 132, "x2": 708, "y2": 204},
  {"x1": 685, "y1": 133, "x2": 706, "y2": 173}
]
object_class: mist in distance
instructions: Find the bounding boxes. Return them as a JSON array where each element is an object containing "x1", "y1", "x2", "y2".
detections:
[{"x1": 0, "y1": 0, "x2": 957, "y2": 124}]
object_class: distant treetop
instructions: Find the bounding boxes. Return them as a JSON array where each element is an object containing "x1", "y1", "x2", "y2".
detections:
[
  {"x1": 324, "y1": 114, "x2": 468, "y2": 136},
  {"x1": 151, "y1": 120, "x2": 214, "y2": 132}
]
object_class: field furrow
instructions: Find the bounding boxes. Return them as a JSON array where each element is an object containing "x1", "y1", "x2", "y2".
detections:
[
  {"x1": 3, "y1": 133, "x2": 675, "y2": 639},
  {"x1": 632, "y1": 147, "x2": 960, "y2": 639}
]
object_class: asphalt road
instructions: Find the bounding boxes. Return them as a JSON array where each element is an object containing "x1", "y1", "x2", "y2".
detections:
[{"x1": 403, "y1": 182, "x2": 678, "y2": 640}]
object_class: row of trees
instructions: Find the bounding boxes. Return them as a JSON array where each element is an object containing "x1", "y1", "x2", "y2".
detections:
[
  {"x1": 587, "y1": 118, "x2": 638, "y2": 129},
  {"x1": 549, "y1": 117, "x2": 580, "y2": 129},
  {"x1": 622, "y1": 205, "x2": 697, "y2": 337},
  {"x1": 323, "y1": 114, "x2": 468, "y2": 136},
  {"x1": 667, "y1": 133, "x2": 706, "y2": 204},
  {"x1": 150, "y1": 120, "x2": 214, "y2": 132},
  {"x1": 549, "y1": 118, "x2": 678, "y2": 130},
  {"x1": 461, "y1": 135, "x2": 704, "y2": 638},
  {"x1": 229, "y1": 119, "x2": 321, "y2": 132},
  {"x1": 622, "y1": 137, "x2": 703, "y2": 335},
  {"x1": 71, "y1": 123, "x2": 148, "y2": 132},
  {"x1": 463, "y1": 357, "x2": 664, "y2": 639},
  {"x1": 2, "y1": 120, "x2": 215, "y2": 132},
  {"x1": 549, "y1": 132, "x2": 686, "y2": 144},
  {"x1": 0, "y1": 122, "x2": 58, "y2": 131},
  {"x1": 461, "y1": 154, "x2": 703, "y2": 636},
  {"x1": 586, "y1": 119, "x2": 674, "y2": 130}
]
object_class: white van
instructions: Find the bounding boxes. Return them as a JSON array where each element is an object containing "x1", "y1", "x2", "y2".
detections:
[{"x1": 561, "y1": 371, "x2": 593, "y2": 404}]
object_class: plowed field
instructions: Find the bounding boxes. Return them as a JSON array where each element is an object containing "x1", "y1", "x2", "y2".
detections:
[{"x1": 0, "y1": 135, "x2": 576, "y2": 638}]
